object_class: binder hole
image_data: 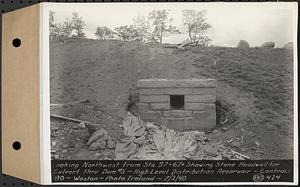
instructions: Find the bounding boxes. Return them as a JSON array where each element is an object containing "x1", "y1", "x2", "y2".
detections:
[
  {"x1": 12, "y1": 141, "x2": 21, "y2": 150},
  {"x1": 12, "y1": 38, "x2": 21, "y2": 47}
]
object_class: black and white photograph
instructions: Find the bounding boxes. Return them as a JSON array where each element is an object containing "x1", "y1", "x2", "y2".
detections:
[{"x1": 48, "y1": 3, "x2": 296, "y2": 163}]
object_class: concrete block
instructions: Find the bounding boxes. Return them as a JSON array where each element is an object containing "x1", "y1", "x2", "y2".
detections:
[
  {"x1": 150, "y1": 103, "x2": 170, "y2": 110},
  {"x1": 193, "y1": 104, "x2": 215, "y2": 117},
  {"x1": 163, "y1": 118, "x2": 188, "y2": 131},
  {"x1": 204, "y1": 104, "x2": 216, "y2": 110},
  {"x1": 185, "y1": 103, "x2": 205, "y2": 110},
  {"x1": 139, "y1": 111, "x2": 161, "y2": 119},
  {"x1": 189, "y1": 105, "x2": 216, "y2": 129},
  {"x1": 186, "y1": 115, "x2": 216, "y2": 130},
  {"x1": 139, "y1": 111, "x2": 163, "y2": 125},
  {"x1": 162, "y1": 110, "x2": 192, "y2": 118},
  {"x1": 185, "y1": 95, "x2": 215, "y2": 103},
  {"x1": 139, "y1": 87, "x2": 216, "y2": 95},
  {"x1": 140, "y1": 95, "x2": 169, "y2": 103},
  {"x1": 137, "y1": 79, "x2": 217, "y2": 88},
  {"x1": 138, "y1": 103, "x2": 149, "y2": 113}
]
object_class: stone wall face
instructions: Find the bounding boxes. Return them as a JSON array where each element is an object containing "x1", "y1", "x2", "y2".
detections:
[{"x1": 137, "y1": 79, "x2": 217, "y2": 131}]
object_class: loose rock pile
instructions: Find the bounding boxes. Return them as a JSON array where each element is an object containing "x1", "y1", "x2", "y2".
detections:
[{"x1": 87, "y1": 128, "x2": 116, "y2": 151}]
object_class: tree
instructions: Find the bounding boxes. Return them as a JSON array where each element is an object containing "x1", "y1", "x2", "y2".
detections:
[
  {"x1": 95, "y1": 26, "x2": 115, "y2": 40},
  {"x1": 71, "y1": 12, "x2": 86, "y2": 39},
  {"x1": 56, "y1": 19, "x2": 73, "y2": 42},
  {"x1": 148, "y1": 10, "x2": 180, "y2": 44},
  {"x1": 114, "y1": 25, "x2": 140, "y2": 41},
  {"x1": 49, "y1": 11, "x2": 55, "y2": 31},
  {"x1": 133, "y1": 15, "x2": 151, "y2": 42},
  {"x1": 182, "y1": 9, "x2": 211, "y2": 46},
  {"x1": 49, "y1": 11, "x2": 57, "y2": 40}
]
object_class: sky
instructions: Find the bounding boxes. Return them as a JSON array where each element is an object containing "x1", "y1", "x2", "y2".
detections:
[{"x1": 49, "y1": 2, "x2": 297, "y2": 47}]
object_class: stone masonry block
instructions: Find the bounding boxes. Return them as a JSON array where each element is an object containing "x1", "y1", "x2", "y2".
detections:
[
  {"x1": 138, "y1": 103, "x2": 149, "y2": 113},
  {"x1": 193, "y1": 104, "x2": 215, "y2": 117},
  {"x1": 140, "y1": 111, "x2": 161, "y2": 119},
  {"x1": 187, "y1": 115, "x2": 216, "y2": 130},
  {"x1": 137, "y1": 79, "x2": 217, "y2": 88},
  {"x1": 137, "y1": 79, "x2": 217, "y2": 130},
  {"x1": 162, "y1": 110, "x2": 192, "y2": 118},
  {"x1": 189, "y1": 104, "x2": 216, "y2": 129},
  {"x1": 204, "y1": 104, "x2": 216, "y2": 110},
  {"x1": 139, "y1": 87, "x2": 216, "y2": 95},
  {"x1": 185, "y1": 103, "x2": 205, "y2": 110},
  {"x1": 139, "y1": 111, "x2": 162, "y2": 124},
  {"x1": 150, "y1": 103, "x2": 170, "y2": 110},
  {"x1": 140, "y1": 95, "x2": 169, "y2": 103},
  {"x1": 163, "y1": 118, "x2": 190, "y2": 131},
  {"x1": 185, "y1": 95, "x2": 216, "y2": 103}
]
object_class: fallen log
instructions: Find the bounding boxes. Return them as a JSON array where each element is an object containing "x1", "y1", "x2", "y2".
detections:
[
  {"x1": 50, "y1": 99, "x2": 90, "y2": 107},
  {"x1": 50, "y1": 114, "x2": 101, "y2": 133},
  {"x1": 230, "y1": 149, "x2": 250, "y2": 160}
]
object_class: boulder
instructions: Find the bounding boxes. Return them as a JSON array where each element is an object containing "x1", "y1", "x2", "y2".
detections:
[
  {"x1": 260, "y1": 42, "x2": 275, "y2": 48},
  {"x1": 237, "y1": 40, "x2": 250, "y2": 48},
  {"x1": 283, "y1": 42, "x2": 293, "y2": 50}
]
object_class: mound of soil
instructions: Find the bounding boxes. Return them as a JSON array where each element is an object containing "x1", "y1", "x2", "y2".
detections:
[{"x1": 50, "y1": 40, "x2": 293, "y2": 160}]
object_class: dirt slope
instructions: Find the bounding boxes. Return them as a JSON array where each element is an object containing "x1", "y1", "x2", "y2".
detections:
[{"x1": 50, "y1": 40, "x2": 294, "y2": 160}]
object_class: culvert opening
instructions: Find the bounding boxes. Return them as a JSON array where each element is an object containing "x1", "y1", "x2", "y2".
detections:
[{"x1": 170, "y1": 95, "x2": 184, "y2": 110}]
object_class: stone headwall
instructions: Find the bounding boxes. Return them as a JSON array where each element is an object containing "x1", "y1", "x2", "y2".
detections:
[{"x1": 137, "y1": 79, "x2": 217, "y2": 131}]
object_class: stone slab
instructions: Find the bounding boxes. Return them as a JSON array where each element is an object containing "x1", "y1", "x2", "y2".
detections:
[
  {"x1": 185, "y1": 103, "x2": 205, "y2": 110},
  {"x1": 185, "y1": 95, "x2": 216, "y2": 103},
  {"x1": 138, "y1": 79, "x2": 217, "y2": 88},
  {"x1": 138, "y1": 103, "x2": 149, "y2": 113},
  {"x1": 139, "y1": 111, "x2": 162, "y2": 119},
  {"x1": 139, "y1": 87, "x2": 216, "y2": 95},
  {"x1": 162, "y1": 110, "x2": 192, "y2": 118},
  {"x1": 186, "y1": 116, "x2": 216, "y2": 130},
  {"x1": 162, "y1": 118, "x2": 189, "y2": 131},
  {"x1": 150, "y1": 103, "x2": 170, "y2": 110},
  {"x1": 189, "y1": 105, "x2": 216, "y2": 129},
  {"x1": 140, "y1": 95, "x2": 169, "y2": 103}
]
